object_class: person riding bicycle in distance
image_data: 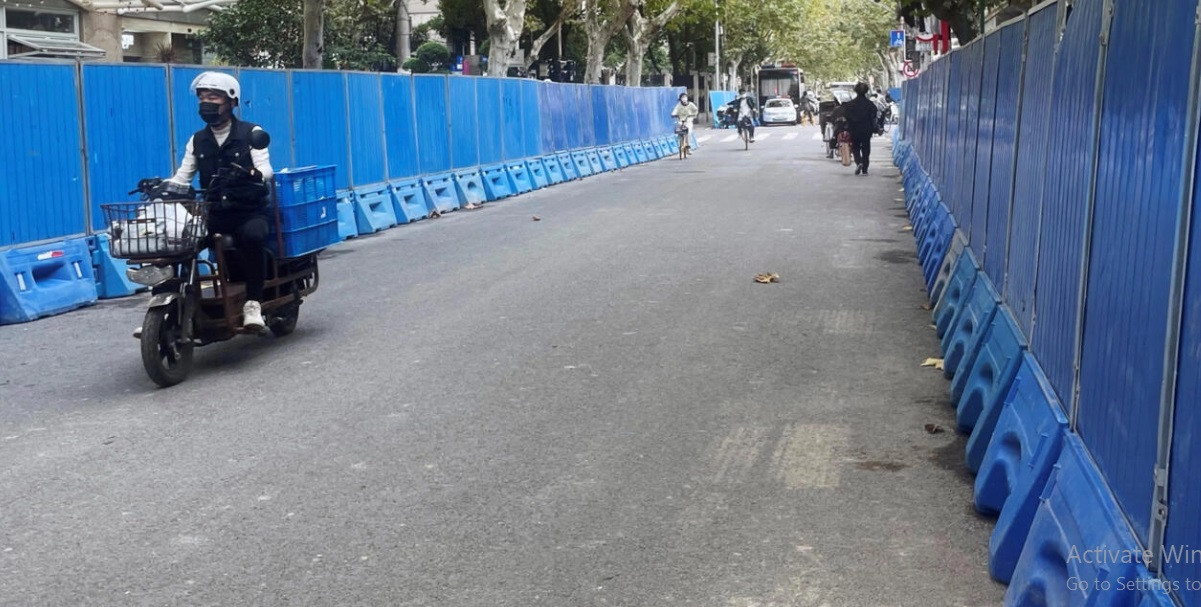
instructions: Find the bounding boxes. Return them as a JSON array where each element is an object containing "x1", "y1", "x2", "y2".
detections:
[
  {"x1": 671, "y1": 92, "x2": 699, "y2": 153},
  {"x1": 167, "y1": 71, "x2": 274, "y2": 331},
  {"x1": 728, "y1": 88, "x2": 759, "y2": 143}
]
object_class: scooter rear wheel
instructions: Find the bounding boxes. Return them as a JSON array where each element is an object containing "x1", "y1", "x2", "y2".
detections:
[{"x1": 140, "y1": 306, "x2": 193, "y2": 388}]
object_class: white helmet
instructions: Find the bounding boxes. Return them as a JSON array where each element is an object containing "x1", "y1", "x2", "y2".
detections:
[{"x1": 190, "y1": 71, "x2": 240, "y2": 104}]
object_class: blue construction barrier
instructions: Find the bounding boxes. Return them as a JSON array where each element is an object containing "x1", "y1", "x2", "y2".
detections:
[
  {"x1": 453, "y1": 169, "x2": 487, "y2": 205},
  {"x1": 352, "y1": 184, "x2": 399, "y2": 235},
  {"x1": 506, "y1": 162, "x2": 535, "y2": 194},
  {"x1": 525, "y1": 159, "x2": 549, "y2": 189},
  {"x1": 88, "y1": 234, "x2": 141, "y2": 299},
  {"x1": 586, "y1": 149, "x2": 605, "y2": 174},
  {"x1": 558, "y1": 152, "x2": 581, "y2": 180},
  {"x1": 920, "y1": 208, "x2": 956, "y2": 293},
  {"x1": 625, "y1": 143, "x2": 644, "y2": 164},
  {"x1": 613, "y1": 145, "x2": 632, "y2": 168},
  {"x1": 934, "y1": 249, "x2": 980, "y2": 338},
  {"x1": 930, "y1": 232, "x2": 966, "y2": 304},
  {"x1": 598, "y1": 147, "x2": 619, "y2": 171},
  {"x1": 956, "y1": 308, "x2": 1028, "y2": 453},
  {"x1": 0, "y1": 238, "x2": 97, "y2": 325},
  {"x1": 1004, "y1": 436, "x2": 1173, "y2": 606},
  {"x1": 571, "y1": 151, "x2": 594, "y2": 177},
  {"x1": 942, "y1": 275, "x2": 1001, "y2": 379},
  {"x1": 481, "y1": 165, "x2": 516, "y2": 200},
  {"x1": 422, "y1": 173, "x2": 460, "y2": 213},
  {"x1": 541, "y1": 156, "x2": 566, "y2": 185},
  {"x1": 979, "y1": 354, "x2": 1068, "y2": 582},
  {"x1": 666, "y1": 137, "x2": 681, "y2": 156},
  {"x1": 335, "y1": 191, "x2": 357, "y2": 240},
  {"x1": 388, "y1": 179, "x2": 430, "y2": 223}
]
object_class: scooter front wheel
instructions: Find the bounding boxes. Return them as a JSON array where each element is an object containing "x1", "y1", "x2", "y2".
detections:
[{"x1": 140, "y1": 305, "x2": 193, "y2": 387}]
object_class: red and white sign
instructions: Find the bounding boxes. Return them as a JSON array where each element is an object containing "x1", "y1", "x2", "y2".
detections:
[{"x1": 903, "y1": 61, "x2": 919, "y2": 79}]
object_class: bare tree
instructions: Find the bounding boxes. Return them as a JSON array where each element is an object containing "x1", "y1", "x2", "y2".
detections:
[
  {"x1": 582, "y1": 0, "x2": 637, "y2": 83},
  {"x1": 620, "y1": 0, "x2": 680, "y2": 86},
  {"x1": 302, "y1": 0, "x2": 324, "y2": 69},
  {"x1": 483, "y1": 0, "x2": 529, "y2": 76}
]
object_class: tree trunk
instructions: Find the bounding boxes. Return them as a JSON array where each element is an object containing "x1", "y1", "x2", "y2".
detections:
[
  {"x1": 396, "y1": 0, "x2": 411, "y2": 64},
  {"x1": 583, "y1": 0, "x2": 637, "y2": 83},
  {"x1": 302, "y1": 0, "x2": 324, "y2": 69},
  {"x1": 524, "y1": 8, "x2": 572, "y2": 71},
  {"x1": 621, "y1": 0, "x2": 679, "y2": 87},
  {"x1": 483, "y1": 0, "x2": 529, "y2": 77}
]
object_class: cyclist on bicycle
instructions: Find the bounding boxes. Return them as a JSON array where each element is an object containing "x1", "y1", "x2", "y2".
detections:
[
  {"x1": 727, "y1": 89, "x2": 759, "y2": 143},
  {"x1": 671, "y1": 92, "x2": 699, "y2": 153}
]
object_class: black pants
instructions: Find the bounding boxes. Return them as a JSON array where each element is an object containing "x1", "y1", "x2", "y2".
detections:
[
  {"x1": 209, "y1": 210, "x2": 269, "y2": 301},
  {"x1": 738, "y1": 117, "x2": 755, "y2": 140},
  {"x1": 852, "y1": 136, "x2": 872, "y2": 170}
]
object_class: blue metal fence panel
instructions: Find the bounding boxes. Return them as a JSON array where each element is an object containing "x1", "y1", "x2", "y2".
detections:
[
  {"x1": 0, "y1": 63, "x2": 86, "y2": 246},
  {"x1": 168, "y1": 66, "x2": 233, "y2": 165},
  {"x1": 82, "y1": 64, "x2": 173, "y2": 232},
  {"x1": 591, "y1": 85, "x2": 611, "y2": 146},
  {"x1": 478, "y1": 77, "x2": 505, "y2": 164},
  {"x1": 1005, "y1": 4, "x2": 1058, "y2": 337},
  {"x1": 501, "y1": 79, "x2": 523, "y2": 160},
  {"x1": 449, "y1": 76, "x2": 480, "y2": 169},
  {"x1": 292, "y1": 71, "x2": 351, "y2": 190},
  {"x1": 1077, "y1": 0, "x2": 1199, "y2": 544},
  {"x1": 942, "y1": 52, "x2": 964, "y2": 218},
  {"x1": 576, "y1": 84, "x2": 596, "y2": 148},
  {"x1": 956, "y1": 41, "x2": 985, "y2": 241},
  {"x1": 521, "y1": 79, "x2": 543, "y2": 158},
  {"x1": 414, "y1": 74, "x2": 451, "y2": 174},
  {"x1": 606, "y1": 86, "x2": 624, "y2": 145},
  {"x1": 971, "y1": 32, "x2": 1003, "y2": 249},
  {"x1": 983, "y1": 21, "x2": 1026, "y2": 287},
  {"x1": 1031, "y1": 0, "x2": 1105, "y2": 407},
  {"x1": 381, "y1": 73, "x2": 420, "y2": 180},
  {"x1": 237, "y1": 68, "x2": 294, "y2": 170},
  {"x1": 347, "y1": 72, "x2": 387, "y2": 185},
  {"x1": 930, "y1": 58, "x2": 950, "y2": 191}
]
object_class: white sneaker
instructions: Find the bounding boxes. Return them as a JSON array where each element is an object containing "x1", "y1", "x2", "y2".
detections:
[{"x1": 242, "y1": 300, "x2": 265, "y2": 330}]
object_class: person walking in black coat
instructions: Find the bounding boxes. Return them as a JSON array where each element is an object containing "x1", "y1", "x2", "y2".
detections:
[{"x1": 844, "y1": 82, "x2": 880, "y2": 176}]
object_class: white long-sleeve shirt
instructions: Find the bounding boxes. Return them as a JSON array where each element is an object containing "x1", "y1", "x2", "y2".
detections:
[{"x1": 169, "y1": 122, "x2": 274, "y2": 187}]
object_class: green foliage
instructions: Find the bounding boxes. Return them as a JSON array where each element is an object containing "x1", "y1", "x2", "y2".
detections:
[
  {"x1": 415, "y1": 41, "x2": 453, "y2": 70},
  {"x1": 201, "y1": 0, "x2": 304, "y2": 68},
  {"x1": 403, "y1": 56, "x2": 433, "y2": 72}
]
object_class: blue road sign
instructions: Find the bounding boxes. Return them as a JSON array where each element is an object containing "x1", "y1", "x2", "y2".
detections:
[{"x1": 890, "y1": 30, "x2": 905, "y2": 47}]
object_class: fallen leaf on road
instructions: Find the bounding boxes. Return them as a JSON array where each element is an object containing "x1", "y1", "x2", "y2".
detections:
[
  {"x1": 463, "y1": 202, "x2": 482, "y2": 210},
  {"x1": 532, "y1": 215, "x2": 541, "y2": 221},
  {"x1": 921, "y1": 358, "x2": 945, "y2": 370},
  {"x1": 901, "y1": 225, "x2": 913, "y2": 232},
  {"x1": 429, "y1": 209, "x2": 443, "y2": 219},
  {"x1": 921, "y1": 303, "x2": 932, "y2": 311},
  {"x1": 924, "y1": 423, "x2": 945, "y2": 434},
  {"x1": 754, "y1": 272, "x2": 780, "y2": 284},
  {"x1": 928, "y1": 324, "x2": 937, "y2": 330}
]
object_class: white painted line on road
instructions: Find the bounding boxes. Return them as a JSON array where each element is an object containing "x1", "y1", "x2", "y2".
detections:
[
  {"x1": 698, "y1": 135, "x2": 713, "y2": 143},
  {"x1": 812, "y1": 310, "x2": 874, "y2": 335},
  {"x1": 721, "y1": 135, "x2": 738, "y2": 143},
  {"x1": 783, "y1": 133, "x2": 799, "y2": 141},
  {"x1": 770, "y1": 424, "x2": 848, "y2": 489},
  {"x1": 757, "y1": 132, "x2": 772, "y2": 140}
]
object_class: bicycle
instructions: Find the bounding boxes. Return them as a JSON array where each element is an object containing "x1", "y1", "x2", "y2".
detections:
[
  {"x1": 675, "y1": 119, "x2": 691, "y2": 159},
  {"x1": 737, "y1": 115, "x2": 753, "y2": 150}
]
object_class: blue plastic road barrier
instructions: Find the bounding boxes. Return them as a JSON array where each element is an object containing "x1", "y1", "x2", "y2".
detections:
[
  {"x1": 957, "y1": 309, "x2": 1028, "y2": 449},
  {"x1": 557, "y1": 152, "x2": 580, "y2": 180},
  {"x1": 89, "y1": 234, "x2": 141, "y2": 299},
  {"x1": 934, "y1": 249, "x2": 980, "y2": 338},
  {"x1": 585, "y1": 149, "x2": 605, "y2": 173},
  {"x1": 388, "y1": 179, "x2": 430, "y2": 223},
  {"x1": 632, "y1": 142, "x2": 650, "y2": 163},
  {"x1": 920, "y1": 211, "x2": 956, "y2": 294},
  {"x1": 453, "y1": 169, "x2": 487, "y2": 205},
  {"x1": 652, "y1": 139, "x2": 670, "y2": 158},
  {"x1": 352, "y1": 184, "x2": 399, "y2": 235},
  {"x1": 336, "y1": 190, "x2": 357, "y2": 240},
  {"x1": 930, "y1": 232, "x2": 966, "y2": 304},
  {"x1": 541, "y1": 156, "x2": 566, "y2": 185},
  {"x1": 980, "y1": 354, "x2": 1068, "y2": 583},
  {"x1": 641, "y1": 140, "x2": 659, "y2": 160},
  {"x1": 666, "y1": 137, "x2": 681, "y2": 156},
  {"x1": 597, "y1": 147, "x2": 619, "y2": 171},
  {"x1": 0, "y1": 237, "x2": 97, "y2": 325},
  {"x1": 422, "y1": 173, "x2": 461, "y2": 213},
  {"x1": 942, "y1": 275, "x2": 1001, "y2": 379},
  {"x1": 525, "y1": 159, "x2": 550, "y2": 189},
  {"x1": 506, "y1": 162, "x2": 535, "y2": 194},
  {"x1": 1004, "y1": 436, "x2": 1161, "y2": 606},
  {"x1": 481, "y1": 164, "x2": 516, "y2": 200},
  {"x1": 613, "y1": 145, "x2": 632, "y2": 167},
  {"x1": 571, "y1": 151, "x2": 594, "y2": 177}
]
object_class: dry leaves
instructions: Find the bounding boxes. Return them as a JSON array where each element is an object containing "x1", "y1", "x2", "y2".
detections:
[
  {"x1": 901, "y1": 225, "x2": 913, "y2": 232},
  {"x1": 754, "y1": 273, "x2": 780, "y2": 284},
  {"x1": 532, "y1": 215, "x2": 541, "y2": 221},
  {"x1": 921, "y1": 358, "x2": 945, "y2": 370},
  {"x1": 429, "y1": 209, "x2": 443, "y2": 219},
  {"x1": 924, "y1": 423, "x2": 945, "y2": 434},
  {"x1": 463, "y1": 202, "x2": 481, "y2": 210},
  {"x1": 921, "y1": 303, "x2": 932, "y2": 311}
]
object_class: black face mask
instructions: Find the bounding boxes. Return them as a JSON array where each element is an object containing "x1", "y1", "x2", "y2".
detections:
[{"x1": 199, "y1": 102, "x2": 226, "y2": 125}]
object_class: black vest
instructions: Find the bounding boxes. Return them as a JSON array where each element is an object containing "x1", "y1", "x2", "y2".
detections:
[{"x1": 192, "y1": 117, "x2": 267, "y2": 207}]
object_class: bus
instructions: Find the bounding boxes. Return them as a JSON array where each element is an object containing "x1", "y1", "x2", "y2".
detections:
[{"x1": 757, "y1": 65, "x2": 806, "y2": 117}]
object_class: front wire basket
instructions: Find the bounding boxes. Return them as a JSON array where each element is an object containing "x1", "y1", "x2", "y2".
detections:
[{"x1": 101, "y1": 199, "x2": 209, "y2": 260}]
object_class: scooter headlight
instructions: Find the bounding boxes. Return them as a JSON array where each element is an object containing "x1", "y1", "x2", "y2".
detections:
[{"x1": 126, "y1": 265, "x2": 175, "y2": 287}]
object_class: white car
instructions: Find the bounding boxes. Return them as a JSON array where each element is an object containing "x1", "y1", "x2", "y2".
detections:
[{"x1": 761, "y1": 97, "x2": 798, "y2": 125}]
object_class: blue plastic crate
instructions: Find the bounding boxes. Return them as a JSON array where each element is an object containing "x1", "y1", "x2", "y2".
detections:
[
  {"x1": 274, "y1": 165, "x2": 337, "y2": 208},
  {"x1": 277, "y1": 220, "x2": 339, "y2": 258},
  {"x1": 277, "y1": 196, "x2": 337, "y2": 233}
]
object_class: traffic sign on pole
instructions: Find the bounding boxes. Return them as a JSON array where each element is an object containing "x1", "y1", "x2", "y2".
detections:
[{"x1": 890, "y1": 30, "x2": 906, "y2": 47}]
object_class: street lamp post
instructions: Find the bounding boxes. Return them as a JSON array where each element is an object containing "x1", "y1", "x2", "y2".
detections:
[{"x1": 714, "y1": 0, "x2": 722, "y2": 91}]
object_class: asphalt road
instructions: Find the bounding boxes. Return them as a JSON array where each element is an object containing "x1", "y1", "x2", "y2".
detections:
[{"x1": 0, "y1": 123, "x2": 1005, "y2": 606}]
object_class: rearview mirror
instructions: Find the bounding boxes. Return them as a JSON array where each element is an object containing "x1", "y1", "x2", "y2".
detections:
[{"x1": 249, "y1": 129, "x2": 271, "y2": 150}]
